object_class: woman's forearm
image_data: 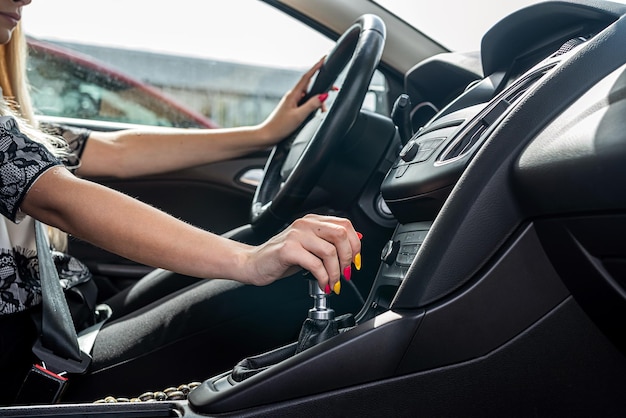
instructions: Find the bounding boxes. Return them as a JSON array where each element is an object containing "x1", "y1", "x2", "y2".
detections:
[
  {"x1": 22, "y1": 166, "x2": 256, "y2": 281},
  {"x1": 76, "y1": 58, "x2": 326, "y2": 179},
  {"x1": 23, "y1": 166, "x2": 360, "y2": 291},
  {"x1": 77, "y1": 125, "x2": 271, "y2": 178}
]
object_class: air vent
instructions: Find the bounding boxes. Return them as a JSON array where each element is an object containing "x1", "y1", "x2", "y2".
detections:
[
  {"x1": 503, "y1": 67, "x2": 552, "y2": 103},
  {"x1": 442, "y1": 114, "x2": 490, "y2": 159},
  {"x1": 438, "y1": 64, "x2": 555, "y2": 163}
]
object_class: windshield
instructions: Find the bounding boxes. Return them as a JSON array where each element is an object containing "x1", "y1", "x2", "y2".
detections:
[{"x1": 374, "y1": 0, "x2": 626, "y2": 51}]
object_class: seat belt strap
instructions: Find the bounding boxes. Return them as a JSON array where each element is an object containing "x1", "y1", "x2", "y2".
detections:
[
  {"x1": 34, "y1": 221, "x2": 82, "y2": 362},
  {"x1": 15, "y1": 221, "x2": 92, "y2": 404}
]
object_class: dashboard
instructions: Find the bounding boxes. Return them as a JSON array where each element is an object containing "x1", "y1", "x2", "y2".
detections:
[
  {"x1": 383, "y1": 3, "x2": 618, "y2": 223},
  {"x1": 370, "y1": 0, "x2": 626, "y2": 316}
]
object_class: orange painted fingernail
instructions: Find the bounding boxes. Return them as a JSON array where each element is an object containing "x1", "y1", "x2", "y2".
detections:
[
  {"x1": 356, "y1": 232, "x2": 363, "y2": 240},
  {"x1": 318, "y1": 93, "x2": 329, "y2": 102},
  {"x1": 354, "y1": 253, "x2": 362, "y2": 270},
  {"x1": 324, "y1": 284, "x2": 331, "y2": 294},
  {"x1": 343, "y1": 266, "x2": 352, "y2": 281},
  {"x1": 333, "y1": 281, "x2": 341, "y2": 295}
]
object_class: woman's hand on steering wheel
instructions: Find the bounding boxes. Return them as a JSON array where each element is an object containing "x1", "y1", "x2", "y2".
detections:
[
  {"x1": 251, "y1": 15, "x2": 386, "y2": 233},
  {"x1": 242, "y1": 214, "x2": 361, "y2": 293},
  {"x1": 256, "y1": 57, "x2": 328, "y2": 145}
]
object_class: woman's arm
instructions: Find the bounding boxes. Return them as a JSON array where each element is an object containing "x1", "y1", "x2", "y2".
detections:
[
  {"x1": 21, "y1": 166, "x2": 360, "y2": 291},
  {"x1": 76, "y1": 58, "x2": 326, "y2": 178}
]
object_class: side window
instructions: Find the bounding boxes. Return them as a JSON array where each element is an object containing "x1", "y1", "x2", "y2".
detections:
[
  {"x1": 27, "y1": 41, "x2": 213, "y2": 128},
  {"x1": 23, "y1": 0, "x2": 389, "y2": 129}
]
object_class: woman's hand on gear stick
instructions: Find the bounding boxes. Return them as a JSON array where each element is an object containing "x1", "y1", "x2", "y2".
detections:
[
  {"x1": 242, "y1": 214, "x2": 361, "y2": 294},
  {"x1": 23, "y1": 168, "x2": 360, "y2": 294}
]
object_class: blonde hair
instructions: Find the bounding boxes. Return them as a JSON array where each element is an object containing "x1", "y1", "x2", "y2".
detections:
[
  {"x1": 1, "y1": 23, "x2": 70, "y2": 250},
  {"x1": 0, "y1": 23, "x2": 66, "y2": 147}
]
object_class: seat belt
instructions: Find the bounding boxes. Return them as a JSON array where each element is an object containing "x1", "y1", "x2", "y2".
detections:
[{"x1": 15, "y1": 221, "x2": 91, "y2": 404}]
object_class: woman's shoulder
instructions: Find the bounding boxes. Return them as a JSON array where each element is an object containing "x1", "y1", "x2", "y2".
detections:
[{"x1": 0, "y1": 116, "x2": 62, "y2": 222}]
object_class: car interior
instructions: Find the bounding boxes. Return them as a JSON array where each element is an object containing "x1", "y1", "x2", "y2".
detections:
[{"x1": 3, "y1": 0, "x2": 626, "y2": 416}]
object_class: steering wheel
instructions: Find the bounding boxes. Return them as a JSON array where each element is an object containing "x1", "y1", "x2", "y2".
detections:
[{"x1": 250, "y1": 14, "x2": 386, "y2": 234}]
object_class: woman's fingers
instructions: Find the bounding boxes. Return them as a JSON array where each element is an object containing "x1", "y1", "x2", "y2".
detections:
[
  {"x1": 279, "y1": 214, "x2": 361, "y2": 293},
  {"x1": 293, "y1": 56, "x2": 325, "y2": 96},
  {"x1": 260, "y1": 57, "x2": 333, "y2": 143},
  {"x1": 288, "y1": 57, "x2": 327, "y2": 113},
  {"x1": 246, "y1": 214, "x2": 361, "y2": 293}
]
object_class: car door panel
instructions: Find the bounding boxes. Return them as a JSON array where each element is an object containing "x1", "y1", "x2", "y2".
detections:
[{"x1": 69, "y1": 152, "x2": 269, "y2": 289}]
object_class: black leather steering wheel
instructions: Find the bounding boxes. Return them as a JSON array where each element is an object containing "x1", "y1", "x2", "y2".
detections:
[{"x1": 250, "y1": 14, "x2": 386, "y2": 234}]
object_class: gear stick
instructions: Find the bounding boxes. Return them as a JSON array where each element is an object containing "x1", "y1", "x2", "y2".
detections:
[
  {"x1": 231, "y1": 277, "x2": 355, "y2": 383},
  {"x1": 295, "y1": 279, "x2": 355, "y2": 354},
  {"x1": 295, "y1": 280, "x2": 338, "y2": 353},
  {"x1": 307, "y1": 278, "x2": 336, "y2": 321}
]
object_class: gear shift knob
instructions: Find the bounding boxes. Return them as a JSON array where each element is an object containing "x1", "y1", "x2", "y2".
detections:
[{"x1": 308, "y1": 280, "x2": 335, "y2": 321}]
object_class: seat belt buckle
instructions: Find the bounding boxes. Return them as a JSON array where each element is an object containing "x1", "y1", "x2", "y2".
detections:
[
  {"x1": 14, "y1": 338, "x2": 92, "y2": 404},
  {"x1": 15, "y1": 364, "x2": 68, "y2": 405},
  {"x1": 31, "y1": 338, "x2": 92, "y2": 375}
]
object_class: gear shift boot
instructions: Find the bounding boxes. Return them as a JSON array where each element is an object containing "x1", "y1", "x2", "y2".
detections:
[
  {"x1": 295, "y1": 318, "x2": 338, "y2": 353},
  {"x1": 230, "y1": 279, "x2": 353, "y2": 382},
  {"x1": 231, "y1": 342, "x2": 296, "y2": 383}
]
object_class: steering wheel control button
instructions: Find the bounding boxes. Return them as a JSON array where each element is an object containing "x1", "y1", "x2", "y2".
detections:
[{"x1": 381, "y1": 240, "x2": 401, "y2": 265}]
